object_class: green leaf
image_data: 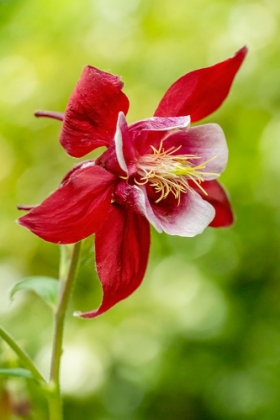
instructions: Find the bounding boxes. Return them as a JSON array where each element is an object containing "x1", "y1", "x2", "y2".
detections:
[
  {"x1": 10, "y1": 277, "x2": 60, "y2": 309},
  {"x1": 0, "y1": 368, "x2": 33, "y2": 379}
]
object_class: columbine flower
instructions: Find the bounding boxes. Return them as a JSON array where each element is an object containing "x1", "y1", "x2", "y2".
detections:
[{"x1": 18, "y1": 47, "x2": 247, "y2": 317}]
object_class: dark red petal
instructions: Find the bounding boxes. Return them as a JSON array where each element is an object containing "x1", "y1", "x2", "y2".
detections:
[
  {"x1": 154, "y1": 47, "x2": 248, "y2": 122},
  {"x1": 18, "y1": 166, "x2": 116, "y2": 244},
  {"x1": 80, "y1": 204, "x2": 150, "y2": 318},
  {"x1": 60, "y1": 66, "x2": 130, "y2": 157},
  {"x1": 190, "y1": 180, "x2": 234, "y2": 227},
  {"x1": 35, "y1": 110, "x2": 64, "y2": 121}
]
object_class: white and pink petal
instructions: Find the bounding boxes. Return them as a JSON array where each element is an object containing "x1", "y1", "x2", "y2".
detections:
[
  {"x1": 149, "y1": 188, "x2": 215, "y2": 237},
  {"x1": 163, "y1": 124, "x2": 228, "y2": 179},
  {"x1": 123, "y1": 185, "x2": 215, "y2": 237}
]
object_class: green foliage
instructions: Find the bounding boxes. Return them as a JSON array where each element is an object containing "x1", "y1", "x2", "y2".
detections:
[{"x1": 10, "y1": 277, "x2": 59, "y2": 309}]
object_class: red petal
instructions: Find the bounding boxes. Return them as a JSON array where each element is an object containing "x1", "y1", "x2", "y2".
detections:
[
  {"x1": 80, "y1": 204, "x2": 150, "y2": 317},
  {"x1": 18, "y1": 165, "x2": 116, "y2": 244},
  {"x1": 60, "y1": 66, "x2": 130, "y2": 157},
  {"x1": 154, "y1": 47, "x2": 248, "y2": 122},
  {"x1": 190, "y1": 180, "x2": 234, "y2": 227}
]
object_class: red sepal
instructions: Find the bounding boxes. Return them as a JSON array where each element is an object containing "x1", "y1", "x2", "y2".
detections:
[
  {"x1": 154, "y1": 47, "x2": 248, "y2": 122},
  {"x1": 18, "y1": 165, "x2": 116, "y2": 244}
]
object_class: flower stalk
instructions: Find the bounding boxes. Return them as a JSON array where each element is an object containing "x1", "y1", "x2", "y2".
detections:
[{"x1": 48, "y1": 241, "x2": 81, "y2": 420}]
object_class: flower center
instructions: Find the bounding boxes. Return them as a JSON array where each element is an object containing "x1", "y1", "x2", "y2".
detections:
[{"x1": 135, "y1": 141, "x2": 217, "y2": 203}]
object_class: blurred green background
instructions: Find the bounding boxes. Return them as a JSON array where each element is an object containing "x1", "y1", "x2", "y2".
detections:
[{"x1": 0, "y1": 0, "x2": 280, "y2": 418}]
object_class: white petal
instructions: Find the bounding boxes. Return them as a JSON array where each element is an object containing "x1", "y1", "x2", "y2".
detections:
[{"x1": 114, "y1": 112, "x2": 128, "y2": 173}]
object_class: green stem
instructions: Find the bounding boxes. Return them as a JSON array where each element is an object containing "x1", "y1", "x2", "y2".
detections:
[
  {"x1": 48, "y1": 242, "x2": 81, "y2": 420},
  {"x1": 0, "y1": 326, "x2": 46, "y2": 384}
]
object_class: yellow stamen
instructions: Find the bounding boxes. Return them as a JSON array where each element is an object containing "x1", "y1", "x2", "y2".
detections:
[{"x1": 135, "y1": 141, "x2": 218, "y2": 203}]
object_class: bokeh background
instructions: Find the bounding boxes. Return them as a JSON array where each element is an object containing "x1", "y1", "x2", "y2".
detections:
[{"x1": 0, "y1": 0, "x2": 280, "y2": 418}]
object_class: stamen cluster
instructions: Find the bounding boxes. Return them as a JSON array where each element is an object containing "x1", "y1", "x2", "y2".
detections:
[{"x1": 135, "y1": 141, "x2": 217, "y2": 203}]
